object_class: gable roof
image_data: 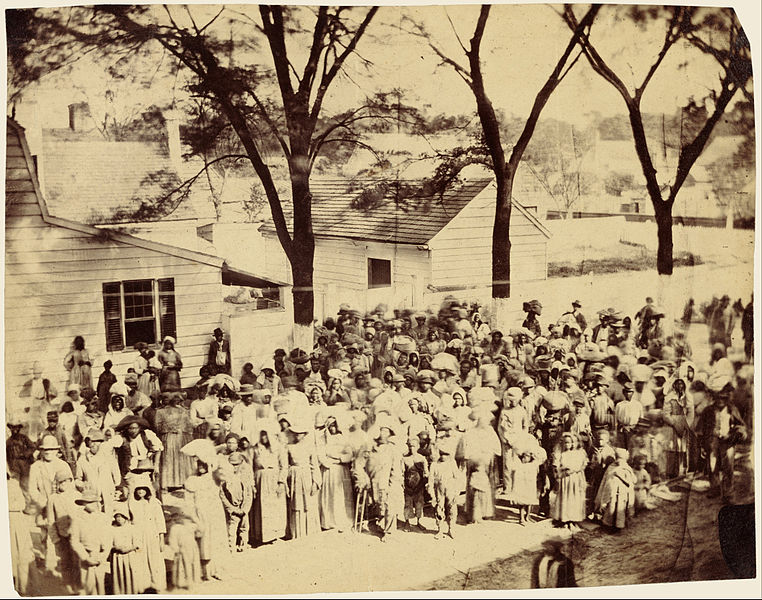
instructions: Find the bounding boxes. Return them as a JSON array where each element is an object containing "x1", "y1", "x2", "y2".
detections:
[
  {"x1": 40, "y1": 129, "x2": 216, "y2": 225},
  {"x1": 6, "y1": 117, "x2": 287, "y2": 289},
  {"x1": 260, "y1": 177, "x2": 489, "y2": 244},
  {"x1": 260, "y1": 177, "x2": 549, "y2": 244}
]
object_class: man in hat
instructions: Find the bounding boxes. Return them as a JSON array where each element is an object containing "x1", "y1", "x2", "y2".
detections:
[
  {"x1": 411, "y1": 313, "x2": 429, "y2": 344},
  {"x1": 69, "y1": 489, "x2": 110, "y2": 595},
  {"x1": 705, "y1": 376, "x2": 746, "y2": 502},
  {"x1": 124, "y1": 372, "x2": 152, "y2": 416},
  {"x1": 115, "y1": 415, "x2": 163, "y2": 477},
  {"x1": 354, "y1": 418, "x2": 404, "y2": 542},
  {"x1": 29, "y1": 434, "x2": 73, "y2": 522},
  {"x1": 614, "y1": 382, "x2": 643, "y2": 449},
  {"x1": 349, "y1": 368, "x2": 372, "y2": 409},
  {"x1": 207, "y1": 327, "x2": 232, "y2": 376},
  {"x1": 75, "y1": 428, "x2": 121, "y2": 516},
  {"x1": 563, "y1": 300, "x2": 587, "y2": 333},
  {"x1": 6, "y1": 421, "x2": 35, "y2": 491},
  {"x1": 230, "y1": 384, "x2": 260, "y2": 444},
  {"x1": 483, "y1": 330, "x2": 512, "y2": 359},
  {"x1": 415, "y1": 370, "x2": 441, "y2": 415}
]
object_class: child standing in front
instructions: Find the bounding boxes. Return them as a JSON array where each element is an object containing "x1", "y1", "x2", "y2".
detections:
[
  {"x1": 551, "y1": 433, "x2": 588, "y2": 530},
  {"x1": 403, "y1": 436, "x2": 428, "y2": 531},
  {"x1": 428, "y1": 440, "x2": 462, "y2": 539}
]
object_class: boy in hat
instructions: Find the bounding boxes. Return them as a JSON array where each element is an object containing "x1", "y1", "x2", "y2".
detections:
[
  {"x1": 220, "y1": 453, "x2": 254, "y2": 552},
  {"x1": 46, "y1": 467, "x2": 80, "y2": 591},
  {"x1": 428, "y1": 439, "x2": 462, "y2": 539},
  {"x1": 69, "y1": 489, "x2": 111, "y2": 595},
  {"x1": 402, "y1": 436, "x2": 429, "y2": 531},
  {"x1": 705, "y1": 376, "x2": 746, "y2": 502}
]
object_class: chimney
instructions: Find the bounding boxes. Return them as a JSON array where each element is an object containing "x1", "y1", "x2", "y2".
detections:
[
  {"x1": 163, "y1": 109, "x2": 182, "y2": 171},
  {"x1": 68, "y1": 102, "x2": 91, "y2": 132}
]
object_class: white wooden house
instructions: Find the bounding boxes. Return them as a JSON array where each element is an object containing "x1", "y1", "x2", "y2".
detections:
[
  {"x1": 5, "y1": 118, "x2": 289, "y2": 411},
  {"x1": 259, "y1": 178, "x2": 551, "y2": 319}
]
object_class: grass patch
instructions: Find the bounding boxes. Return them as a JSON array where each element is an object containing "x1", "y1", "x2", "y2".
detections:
[{"x1": 548, "y1": 251, "x2": 703, "y2": 278}]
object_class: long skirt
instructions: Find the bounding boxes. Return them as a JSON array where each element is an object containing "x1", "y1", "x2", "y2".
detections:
[
  {"x1": 160, "y1": 369, "x2": 182, "y2": 392},
  {"x1": 252, "y1": 468, "x2": 287, "y2": 545},
  {"x1": 506, "y1": 461, "x2": 541, "y2": 506},
  {"x1": 137, "y1": 372, "x2": 153, "y2": 397},
  {"x1": 319, "y1": 463, "x2": 354, "y2": 531},
  {"x1": 551, "y1": 472, "x2": 587, "y2": 523},
  {"x1": 196, "y1": 502, "x2": 229, "y2": 576},
  {"x1": 9, "y1": 512, "x2": 35, "y2": 595},
  {"x1": 287, "y1": 465, "x2": 320, "y2": 539},
  {"x1": 139, "y1": 532, "x2": 167, "y2": 591},
  {"x1": 158, "y1": 432, "x2": 195, "y2": 492},
  {"x1": 466, "y1": 463, "x2": 497, "y2": 521},
  {"x1": 110, "y1": 550, "x2": 150, "y2": 595},
  {"x1": 167, "y1": 524, "x2": 201, "y2": 590}
]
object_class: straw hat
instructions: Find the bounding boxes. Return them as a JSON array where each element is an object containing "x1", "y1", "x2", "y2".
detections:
[{"x1": 38, "y1": 434, "x2": 61, "y2": 450}]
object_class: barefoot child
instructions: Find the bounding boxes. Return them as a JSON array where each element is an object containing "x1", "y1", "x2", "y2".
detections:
[
  {"x1": 507, "y1": 433, "x2": 547, "y2": 525},
  {"x1": 428, "y1": 440, "x2": 462, "y2": 539},
  {"x1": 403, "y1": 436, "x2": 428, "y2": 531},
  {"x1": 551, "y1": 433, "x2": 588, "y2": 529}
]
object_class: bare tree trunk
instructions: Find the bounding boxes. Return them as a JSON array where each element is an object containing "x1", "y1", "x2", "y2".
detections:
[
  {"x1": 289, "y1": 171, "x2": 316, "y2": 334},
  {"x1": 654, "y1": 204, "x2": 674, "y2": 276}
]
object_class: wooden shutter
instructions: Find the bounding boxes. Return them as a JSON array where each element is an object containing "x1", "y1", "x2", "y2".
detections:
[
  {"x1": 158, "y1": 278, "x2": 177, "y2": 341},
  {"x1": 102, "y1": 282, "x2": 124, "y2": 352}
]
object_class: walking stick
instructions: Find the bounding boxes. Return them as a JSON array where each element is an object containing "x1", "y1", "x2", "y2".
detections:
[
  {"x1": 353, "y1": 489, "x2": 362, "y2": 532},
  {"x1": 354, "y1": 488, "x2": 367, "y2": 533}
]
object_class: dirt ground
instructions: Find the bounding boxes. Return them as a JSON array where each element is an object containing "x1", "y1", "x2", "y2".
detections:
[{"x1": 426, "y1": 444, "x2": 755, "y2": 591}]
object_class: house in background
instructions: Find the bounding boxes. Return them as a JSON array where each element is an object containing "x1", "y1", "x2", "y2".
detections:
[
  {"x1": 258, "y1": 177, "x2": 551, "y2": 319},
  {"x1": 5, "y1": 118, "x2": 290, "y2": 413}
]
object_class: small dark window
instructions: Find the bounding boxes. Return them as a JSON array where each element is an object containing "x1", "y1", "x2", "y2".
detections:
[{"x1": 368, "y1": 258, "x2": 391, "y2": 289}]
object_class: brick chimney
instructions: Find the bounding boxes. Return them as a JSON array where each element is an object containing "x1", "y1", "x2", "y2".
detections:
[{"x1": 68, "y1": 102, "x2": 91, "y2": 132}]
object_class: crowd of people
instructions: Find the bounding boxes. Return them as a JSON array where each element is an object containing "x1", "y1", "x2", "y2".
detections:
[{"x1": 6, "y1": 294, "x2": 755, "y2": 595}]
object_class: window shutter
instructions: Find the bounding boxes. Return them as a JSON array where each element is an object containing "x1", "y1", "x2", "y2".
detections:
[
  {"x1": 102, "y1": 282, "x2": 124, "y2": 352},
  {"x1": 158, "y1": 278, "x2": 177, "y2": 341}
]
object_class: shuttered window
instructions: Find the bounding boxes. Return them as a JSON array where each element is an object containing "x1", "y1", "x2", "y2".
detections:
[
  {"x1": 158, "y1": 278, "x2": 177, "y2": 341},
  {"x1": 102, "y1": 278, "x2": 176, "y2": 351},
  {"x1": 102, "y1": 282, "x2": 124, "y2": 352}
]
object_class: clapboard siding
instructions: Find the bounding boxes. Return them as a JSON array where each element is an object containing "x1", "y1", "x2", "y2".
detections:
[
  {"x1": 5, "y1": 122, "x2": 224, "y2": 409},
  {"x1": 429, "y1": 186, "x2": 549, "y2": 290}
]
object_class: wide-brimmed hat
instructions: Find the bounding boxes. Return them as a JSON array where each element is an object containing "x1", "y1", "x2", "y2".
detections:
[
  {"x1": 131, "y1": 458, "x2": 155, "y2": 473},
  {"x1": 504, "y1": 387, "x2": 523, "y2": 404},
  {"x1": 115, "y1": 415, "x2": 150, "y2": 432},
  {"x1": 75, "y1": 489, "x2": 101, "y2": 505},
  {"x1": 707, "y1": 374, "x2": 734, "y2": 393},
  {"x1": 630, "y1": 364, "x2": 653, "y2": 383},
  {"x1": 38, "y1": 434, "x2": 61, "y2": 450},
  {"x1": 416, "y1": 369, "x2": 437, "y2": 385},
  {"x1": 113, "y1": 502, "x2": 130, "y2": 519},
  {"x1": 80, "y1": 387, "x2": 97, "y2": 401},
  {"x1": 228, "y1": 451, "x2": 245, "y2": 466},
  {"x1": 86, "y1": 428, "x2": 106, "y2": 442},
  {"x1": 239, "y1": 384, "x2": 256, "y2": 397},
  {"x1": 572, "y1": 300, "x2": 582, "y2": 308},
  {"x1": 124, "y1": 372, "x2": 138, "y2": 385},
  {"x1": 54, "y1": 467, "x2": 74, "y2": 485},
  {"x1": 371, "y1": 415, "x2": 397, "y2": 438}
]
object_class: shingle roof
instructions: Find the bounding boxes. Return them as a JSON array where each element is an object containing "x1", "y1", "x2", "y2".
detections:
[
  {"x1": 260, "y1": 177, "x2": 495, "y2": 245},
  {"x1": 40, "y1": 132, "x2": 216, "y2": 224}
]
